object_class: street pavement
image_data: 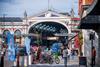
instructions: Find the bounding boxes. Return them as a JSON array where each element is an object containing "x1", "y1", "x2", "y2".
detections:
[
  {"x1": 29, "y1": 56, "x2": 80, "y2": 67},
  {"x1": 29, "y1": 64, "x2": 79, "y2": 67},
  {"x1": 4, "y1": 56, "x2": 81, "y2": 67}
]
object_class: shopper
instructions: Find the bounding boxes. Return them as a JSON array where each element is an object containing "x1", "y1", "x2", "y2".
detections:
[{"x1": 62, "y1": 46, "x2": 68, "y2": 67}]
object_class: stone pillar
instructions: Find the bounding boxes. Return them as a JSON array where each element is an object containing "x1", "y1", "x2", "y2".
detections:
[
  {"x1": 95, "y1": 28, "x2": 100, "y2": 67},
  {"x1": 21, "y1": 37, "x2": 25, "y2": 46}
]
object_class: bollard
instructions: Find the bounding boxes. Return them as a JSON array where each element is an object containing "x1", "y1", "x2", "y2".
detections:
[{"x1": 24, "y1": 56, "x2": 27, "y2": 67}]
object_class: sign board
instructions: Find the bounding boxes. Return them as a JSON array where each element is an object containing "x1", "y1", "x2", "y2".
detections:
[
  {"x1": 79, "y1": 56, "x2": 87, "y2": 67},
  {"x1": 54, "y1": 33, "x2": 74, "y2": 37}
]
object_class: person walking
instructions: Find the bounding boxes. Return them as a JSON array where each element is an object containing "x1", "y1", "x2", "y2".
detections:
[
  {"x1": 60, "y1": 44, "x2": 64, "y2": 59},
  {"x1": 67, "y1": 47, "x2": 71, "y2": 60},
  {"x1": 62, "y1": 46, "x2": 68, "y2": 67},
  {"x1": 37, "y1": 46, "x2": 41, "y2": 62},
  {"x1": 91, "y1": 46, "x2": 96, "y2": 66}
]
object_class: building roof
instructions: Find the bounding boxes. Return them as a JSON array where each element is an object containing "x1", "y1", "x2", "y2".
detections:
[
  {"x1": 59, "y1": 12, "x2": 70, "y2": 16},
  {"x1": 29, "y1": 9, "x2": 70, "y2": 18},
  {"x1": 0, "y1": 17, "x2": 23, "y2": 22}
]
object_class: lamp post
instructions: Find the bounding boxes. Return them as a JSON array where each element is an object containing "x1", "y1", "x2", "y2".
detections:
[{"x1": 90, "y1": 32, "x2": 95, "y2": 67}]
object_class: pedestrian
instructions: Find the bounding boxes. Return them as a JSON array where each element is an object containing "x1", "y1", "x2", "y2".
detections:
[
  {"x1": 67, "y1": 47, "x2": 71, "y2": 60},
  {"x1": 37, "y1": 46, "x2": 41, "y2": 62},
  {"x1": 91, "y1": 46, "x2": 96, "y2": 66},
  {"x1": 62, "y1": 46, "x2": 68, "y2": 67},
  {"x1": 60, "y1": 44, "x2": 64, "y2": 58}
]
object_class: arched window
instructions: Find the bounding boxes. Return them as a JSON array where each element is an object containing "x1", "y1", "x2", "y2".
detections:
[
  {"x1": 14, "y1": 30, "x2": 21, "y2": 44},
  {"x1": 2, "y1": 30, "x2": 10, "y2": 44},
  {"x1": 14, "y1": 30, "x2": 21, "y2": 37}
]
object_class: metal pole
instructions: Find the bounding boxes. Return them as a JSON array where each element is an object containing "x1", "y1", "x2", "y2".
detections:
[
  {"x1": 91, "y1": 39, "x2": 93, "y2": 67},
  {"x1": 17, "y1": 54, "x2": 19, "y2": 67},
  {"x1": 48, "y1": 0, "x2": 50, "y2": 10},
  {"x1": 48, "y1": 0, "x2": 49, "y2": 9}
]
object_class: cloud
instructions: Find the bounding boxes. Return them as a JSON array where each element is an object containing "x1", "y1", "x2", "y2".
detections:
[{"x1": 0, "y1": 0, "x2": 78, "y2": 17}]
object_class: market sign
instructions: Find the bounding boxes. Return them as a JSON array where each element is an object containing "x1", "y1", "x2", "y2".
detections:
[{"x1": 47, "y1": 37, "x2": 59, "y2": 40}]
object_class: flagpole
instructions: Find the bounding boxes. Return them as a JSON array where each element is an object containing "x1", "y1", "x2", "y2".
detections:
[
  {"x1": 48, "y1": 0, "x2": 50, "y2": 10},
  {"x1": 70, "y1": 0, "x2": 74, "y2": 51},
  {"x1": 24, "y1": 10, "x2": 28, "y2": 35}
]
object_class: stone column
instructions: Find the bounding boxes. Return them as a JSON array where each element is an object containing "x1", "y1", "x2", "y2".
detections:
[{"x1": 21, "y1": 36, "x2": 25, "y2": 46}]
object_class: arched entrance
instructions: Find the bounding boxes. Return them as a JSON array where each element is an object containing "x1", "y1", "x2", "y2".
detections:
[
  {"x1": 2, "y1": 30, "x2": 10, "y2": 44},
  {"x1": 28, "y1": 21, "x2": 69, "y2": 46},
  {"x1": 14, "y1": 29, "x2": 21, "y2": 45}
]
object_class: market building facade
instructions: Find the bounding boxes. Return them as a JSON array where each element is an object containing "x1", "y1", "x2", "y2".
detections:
[
  {"x1": 79, "y1": 0, "x2": 100, "y2": 66},
  {"x1": 0, "y1": 10, "x2": 80, "y2": 50}
]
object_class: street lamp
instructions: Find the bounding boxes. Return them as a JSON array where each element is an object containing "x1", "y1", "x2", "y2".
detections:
[{"x1": 89, "y1": 32, "x2": 95, "y2": 67}]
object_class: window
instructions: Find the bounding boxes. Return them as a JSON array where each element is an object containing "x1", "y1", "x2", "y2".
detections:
[
  {"x1": 2, "y1": 30, "x2": 10, "y2": 44},
  {"x1": 14, "y1": 30, "x2": 21, "y2": 45}
]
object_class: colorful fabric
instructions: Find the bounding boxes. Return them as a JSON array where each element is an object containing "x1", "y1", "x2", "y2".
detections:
[
  {"x1": 7, "y1": 32, "x2": 16, "y2": 61},
  {"x1": 24, "y1": 37, "x2": 31, "y2": 55},
  {"x1": 51, "y1": 43, "x2": 60, "y2": 53}
]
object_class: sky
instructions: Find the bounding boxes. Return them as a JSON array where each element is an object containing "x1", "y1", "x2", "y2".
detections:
[{"x1": 0, "y1": 0, "x2": 78, "y2": 17}]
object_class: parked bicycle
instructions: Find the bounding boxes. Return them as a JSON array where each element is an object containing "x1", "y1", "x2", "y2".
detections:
[{"x1": 52, "y1": 52, "x2": 60, "y2": 64}]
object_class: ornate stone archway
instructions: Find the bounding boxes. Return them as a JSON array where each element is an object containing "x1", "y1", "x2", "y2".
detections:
[{"x1": 28, "y1": 20, "x2": 70, "y2": 34}]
